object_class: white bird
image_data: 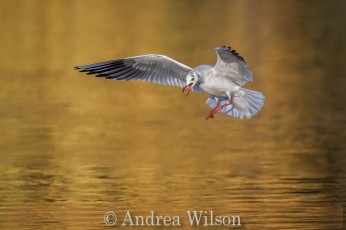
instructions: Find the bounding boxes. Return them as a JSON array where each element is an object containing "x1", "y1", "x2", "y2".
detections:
[{"x1": 75, "y1": 46, "x2": 264, "y2": 119}]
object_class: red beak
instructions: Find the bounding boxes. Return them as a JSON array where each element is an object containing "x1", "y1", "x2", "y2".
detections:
[{"x1": 182, "y1": 83, "x2": 193, "y2": 96}]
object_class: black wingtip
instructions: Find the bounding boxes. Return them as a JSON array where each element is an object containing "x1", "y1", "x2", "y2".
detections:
[
  {"x1": 74, "y1": 66, "x2": 93, "y2": 75},
  {"x1": 221, "y1": 45, "x2": 246, "y2": 62}
]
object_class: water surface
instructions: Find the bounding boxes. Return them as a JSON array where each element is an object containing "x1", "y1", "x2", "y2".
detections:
[{"x1": 0, "y1": 0, "x2": 346, "y2": 229}]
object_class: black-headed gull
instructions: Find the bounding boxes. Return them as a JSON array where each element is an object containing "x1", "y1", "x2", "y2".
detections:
[{"x1": 75, "y1": 46, "x2": 264, "y2": 119}]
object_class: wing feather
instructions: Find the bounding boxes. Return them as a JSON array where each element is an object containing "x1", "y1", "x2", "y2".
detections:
[
  {"x1": 213, "y1": 46, "x2": 253, "y2": 86},
  {"x1": 128, "y1": 68, "x2": 143, "y2": 81},
  {"x1": 75, "y1": 54, "x2": 192, "y2": 88},
  {"x1": 117, "y1": 68, "x2": 139, "y2": 80}
]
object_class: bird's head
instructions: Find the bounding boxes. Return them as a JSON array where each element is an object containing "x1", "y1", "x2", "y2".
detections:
[{"x1": 182, "y1": 71, "x2": 200, "y2": 96}]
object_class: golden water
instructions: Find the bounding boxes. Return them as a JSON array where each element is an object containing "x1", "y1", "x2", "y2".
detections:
[{"x1": 0, "y1": 0, "x2": 345, "y2": 229}]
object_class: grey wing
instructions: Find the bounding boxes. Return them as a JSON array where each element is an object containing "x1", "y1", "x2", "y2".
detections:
[
  {"x1": 75, "y1": 54, "x2": 191, "y2": 88},
  {"x1": 212, "y1": 46, "x2": 253, "y2": 86}
]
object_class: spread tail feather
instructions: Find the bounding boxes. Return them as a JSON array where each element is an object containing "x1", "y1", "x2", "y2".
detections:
[{"x1": 205, "y1": 88, "x2": 264, "y2": 119}]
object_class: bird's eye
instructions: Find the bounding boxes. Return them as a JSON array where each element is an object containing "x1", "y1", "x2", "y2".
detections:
[{"x1": 191, "y1": 77, "x2": 195, "y2": 81}]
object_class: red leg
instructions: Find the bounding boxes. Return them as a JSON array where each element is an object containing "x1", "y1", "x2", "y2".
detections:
[
  {"x1": 219, "y1": 100, "x2": 233, "y2": 109},
  {"x1": 205, "y1": 100, "x2": 233, "y2": 120},
  {"x1": 205, "y1": 102, "x2": 221, "y2": 119}
]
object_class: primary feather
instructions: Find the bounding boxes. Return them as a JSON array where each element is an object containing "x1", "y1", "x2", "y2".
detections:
[{"x1": 75, "y1": 54, "x2": 191, "y2": 88}]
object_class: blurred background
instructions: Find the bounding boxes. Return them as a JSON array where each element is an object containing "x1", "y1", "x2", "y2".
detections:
[{"x1": 0, "y1": 0, "x2": 345, "y2": 229}]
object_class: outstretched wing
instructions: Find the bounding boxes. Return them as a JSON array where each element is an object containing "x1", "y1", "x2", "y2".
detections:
[
  {"x1": 212, "y1": 46, "x2": 253, "y2": 86},
  {"x1": 75, "y1": 54, "x2": 192, "y2": 88}
]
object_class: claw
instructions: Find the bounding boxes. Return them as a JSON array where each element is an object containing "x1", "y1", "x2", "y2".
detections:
[
  {"x1": 205, "y1": 113, "x2": 214, "y2": 119},
  {"x1": 205, "y1": 100, "x2": 233, "y2": 120},
  {"x1": 205, "y1": 102, "x2": 221, "y2": 120}
]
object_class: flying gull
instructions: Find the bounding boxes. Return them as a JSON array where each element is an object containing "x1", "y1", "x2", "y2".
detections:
[{"x1": 74, "y1": 46, "x2": 264, "y2": 119}]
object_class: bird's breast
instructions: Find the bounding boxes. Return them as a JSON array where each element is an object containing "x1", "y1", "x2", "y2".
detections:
[{"x1": 199, "y1": 77, "x2": 239, "y2": 98}]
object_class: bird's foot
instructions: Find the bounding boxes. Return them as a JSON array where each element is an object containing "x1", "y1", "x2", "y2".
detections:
[
  {"x1": 205, "y1": 112, "x2": 215, "y2": 119},
  {"x1": 205, "y1": 100, "x2": 233, "y2": 120},
  {"x1": 205, "y1": 102, "x2": 221, "y2": 120}
]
